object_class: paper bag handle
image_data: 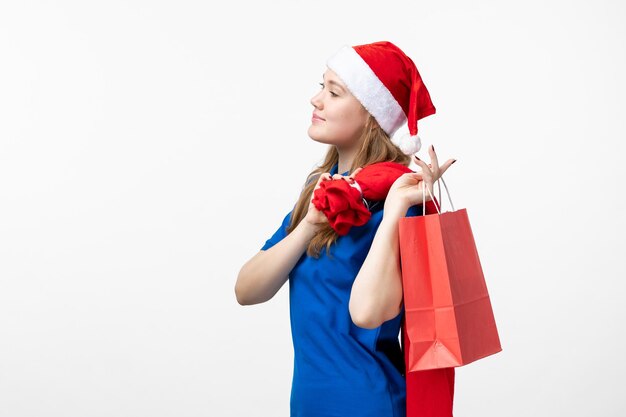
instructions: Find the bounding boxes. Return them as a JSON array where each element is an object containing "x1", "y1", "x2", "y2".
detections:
[{"x1": 421, "y1": 174, "x2": 455, "y2": 215}]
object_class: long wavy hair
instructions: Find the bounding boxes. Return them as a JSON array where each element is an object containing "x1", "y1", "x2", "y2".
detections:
[{"x1": 286, "y1": 113, "x2": 412, "y2": 258}]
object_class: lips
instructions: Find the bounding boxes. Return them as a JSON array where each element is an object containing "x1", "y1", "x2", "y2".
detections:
[{"x1": 312, "y1": 113, "x2": 325, "y2": 121}]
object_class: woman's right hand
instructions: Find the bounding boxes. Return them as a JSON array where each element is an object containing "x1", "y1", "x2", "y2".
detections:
[{"x1": 304, "y1": 172, "x2": 332, "y2": 227}]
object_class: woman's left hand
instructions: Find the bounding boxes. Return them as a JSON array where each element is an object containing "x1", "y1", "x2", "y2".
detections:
[
  {"x1": 386, "y1": 145, "x2": 456, "y2": 214},
  {"x1": 329, "y1": 167, "x2": 364, "y2": 183}
]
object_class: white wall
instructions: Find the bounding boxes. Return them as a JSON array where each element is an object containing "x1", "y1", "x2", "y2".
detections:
[{"x1": 0, "y1": 0, "x2": 624, "y2": 415}]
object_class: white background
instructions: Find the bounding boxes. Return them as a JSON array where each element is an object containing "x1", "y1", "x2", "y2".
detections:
[{"x1": 1, "y1": 0, "x2": 624, "y2": 416}]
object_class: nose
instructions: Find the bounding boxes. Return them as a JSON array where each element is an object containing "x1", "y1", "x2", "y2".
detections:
[{"x1": 310, "y1": 90, "x2": 323, "y2": 109}]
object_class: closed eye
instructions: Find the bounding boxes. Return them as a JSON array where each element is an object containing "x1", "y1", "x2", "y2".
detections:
[{"x1": 319, "y1": 82, "x2": 338, "y2": 97}]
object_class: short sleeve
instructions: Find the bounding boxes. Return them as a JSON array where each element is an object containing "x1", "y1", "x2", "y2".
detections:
[{"x1": 260, "y1": 210, "x2": 294, "y2": 251}]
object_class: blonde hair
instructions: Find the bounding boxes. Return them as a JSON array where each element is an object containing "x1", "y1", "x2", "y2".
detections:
[{"x1": 286, "y1": 114, "x2": 411, "y2": 258}]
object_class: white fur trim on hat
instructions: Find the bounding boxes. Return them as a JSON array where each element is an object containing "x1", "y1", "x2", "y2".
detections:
[{"x1": 326, "y1": 45, "x2": 407, "y2": 137}]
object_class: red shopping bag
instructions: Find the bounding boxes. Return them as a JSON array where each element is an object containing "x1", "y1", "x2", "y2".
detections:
[
  {"x1": 401, "y1": 294, "x2": 456, "y2": 417},
  {"x1": 400, "y1": 195, "x2": 457, "y2": 417},
  {"x1": 399, "y1": 177, "x2": 502, "y2": 372}
]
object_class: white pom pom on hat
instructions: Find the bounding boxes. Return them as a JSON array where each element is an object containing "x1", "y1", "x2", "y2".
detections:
[
  {"x1": 396, "y1": 133, "x2": 422, "y2": 155},
  {"x1": 326, "y1": 41, "x2": 435, "y2": 155}
]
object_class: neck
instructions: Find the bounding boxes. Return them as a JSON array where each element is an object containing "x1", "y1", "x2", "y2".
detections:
[{"x1": 336, "y1": 145, "x2": 359, "y2": 175}]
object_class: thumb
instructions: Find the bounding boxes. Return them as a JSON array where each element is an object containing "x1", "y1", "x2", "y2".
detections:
[{"x1": 408, "y1": 172, "x2": 423, "y2": 183}]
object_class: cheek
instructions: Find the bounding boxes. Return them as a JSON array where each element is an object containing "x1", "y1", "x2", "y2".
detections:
[{"x1": 328, "y1": 103, "x2": 366, "y2": 134}]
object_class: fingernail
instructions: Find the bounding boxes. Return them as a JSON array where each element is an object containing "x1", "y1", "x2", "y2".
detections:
[
  {"x1": 414, "y1": 155, "x2": 421, "y2": 161},
  {"x1": 432, "y1": 145, "x2": 435, "y2": 151},
  {"x1": 451, "y1": 159, "x2": 457, "y2": 164}
]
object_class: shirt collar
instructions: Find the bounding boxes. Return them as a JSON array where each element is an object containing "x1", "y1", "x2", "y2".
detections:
[{"x1": 330, "y1": 163, "x2": 350, "y2": 176}]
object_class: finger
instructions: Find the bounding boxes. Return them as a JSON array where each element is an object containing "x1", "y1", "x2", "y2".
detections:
[
  {"x1": 413, "y1": 154, "x2": 431, "y2": 172},
  {"x1": 332, "y1": 174, "x2": 343, "y2": 180},
  {"x1": 351, "y1": 167, "x2": 363, "y2": 177},
  {"x1": 428, "y1": 144, "x2": 439, "y2": 166},
  {"x1": 416, "y1": 161, "x2": 435, "y2": 190},
  {"x1": 315, "y1": 173, "x2": 332, "y2": 188},
  {"x1": 420, "y1": 168, "x2": 434, "y2": 184},
  {"x1": 405, "y1": 172, "x2": 423, "y2": 185},
  {"x1": 428, "y1": 144, "x2": 440, "y2": 176},
  {"x1": 347, "y1": 167, "x2": 362, "y2": 183},
  {"x1": 438, "y1": 159, "x2": 457, "y2": 177},
  {"x1": 426, "y1": 162, "x2": 438, "y2": 177}
]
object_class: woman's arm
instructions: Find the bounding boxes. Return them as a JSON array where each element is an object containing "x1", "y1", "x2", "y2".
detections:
[
  {"x1": 348, "y1": 201, "x2": 409, "y2": 329},
  {"x1": 349, "y1": 148, "x2": 455, "y2": 329},
  {"x1": 235, "y1": 220, "x2": 318, "y2": 305},
  {"x1": 235, "y1": 173, "x2": 333, "y2": 306}
]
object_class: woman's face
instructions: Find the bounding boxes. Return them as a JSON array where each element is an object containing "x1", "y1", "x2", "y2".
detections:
[{"x1": 307, "y1": 68, "x2": 369, "y2": 148}]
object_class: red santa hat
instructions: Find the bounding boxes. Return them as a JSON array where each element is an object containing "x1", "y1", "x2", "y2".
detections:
[{"x1": 326, "y1": 41, "x2": 436, "y2": 154}]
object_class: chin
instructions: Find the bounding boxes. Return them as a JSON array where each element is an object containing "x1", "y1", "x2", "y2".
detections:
[
  {"x1": 307, "y1": 126, "x2": 331, "y2": 144},
  {"x1": 307, "y1": 125, "x2": 356, "y2": 147}
]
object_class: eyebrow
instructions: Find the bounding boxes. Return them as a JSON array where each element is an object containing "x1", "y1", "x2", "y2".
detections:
[{"x1": 321, "y1": 74, "x2": 346, "y2": 91}]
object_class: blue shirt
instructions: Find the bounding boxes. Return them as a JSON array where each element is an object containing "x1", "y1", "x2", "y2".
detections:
[{"x1": 260, "y1": 163, "x2": 422, "y2": 417}]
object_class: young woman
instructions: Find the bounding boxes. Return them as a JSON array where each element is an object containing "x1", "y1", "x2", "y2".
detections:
[{"x1": 235, "y1": 41, "x2": 457, "y2": 417}]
